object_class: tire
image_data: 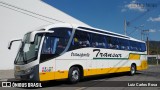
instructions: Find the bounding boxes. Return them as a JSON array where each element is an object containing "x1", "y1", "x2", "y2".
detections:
[
  {"x1": 68, "y1": 67, "x2": 80, "y2": 84},
  {"x1": 130, "y1": 64, "x2": 136, "y2": 76}
]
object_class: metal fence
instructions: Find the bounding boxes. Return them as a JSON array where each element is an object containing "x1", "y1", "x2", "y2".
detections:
[
  {"x1": 147, "y1": 55, "x2": 160, "y2": 65},
  {"x1": 148, "y1": 57, "x2": 160, "y2": 65}
]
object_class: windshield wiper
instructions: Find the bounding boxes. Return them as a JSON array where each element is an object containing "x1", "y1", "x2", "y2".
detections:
[
  {"x1": 23, "y1": 52, "x2": 27, "y2": 64},
  {"x1": 19, "y1": 42, "x2": 27, "y2": 64}
]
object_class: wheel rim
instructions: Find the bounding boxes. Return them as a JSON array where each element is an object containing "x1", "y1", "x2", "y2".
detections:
[
  {"x1": 131, "y1": 66, "x2": 135, "y2": 74},
  {"x1": 72, "y1": 70, "x2": 79, "y2": 81}
]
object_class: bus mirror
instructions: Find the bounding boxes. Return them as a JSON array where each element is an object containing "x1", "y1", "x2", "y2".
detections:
[
  {"x1": 30, "y1": 31, "x2": 54, "y2": 43},
  {"x1": 8, "y1": 39, "x2": 22, "y2": 50}
]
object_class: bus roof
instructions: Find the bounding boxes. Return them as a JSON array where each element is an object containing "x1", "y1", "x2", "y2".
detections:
[{"x1": 39, "y1": 23, "x2": 145, "y2": 43}]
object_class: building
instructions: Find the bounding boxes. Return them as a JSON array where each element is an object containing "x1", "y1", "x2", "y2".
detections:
[{"x1": 0, "y1": 0, "x2": 89, "y2": 69}]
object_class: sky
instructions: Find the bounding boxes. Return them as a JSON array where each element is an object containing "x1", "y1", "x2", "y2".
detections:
[{"x1": 43, "y1": 0, "x2": 160, "y2": 41}]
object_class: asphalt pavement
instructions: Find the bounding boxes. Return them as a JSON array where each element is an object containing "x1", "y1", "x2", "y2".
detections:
[{"x1": 0, "y1": 65, "x2": 160, "y2": 90}]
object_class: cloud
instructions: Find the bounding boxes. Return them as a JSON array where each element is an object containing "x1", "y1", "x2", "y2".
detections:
[
  {"x1": 149, "y1": 29, "x2": 156, "y2": 32},
  {"x1": 125, "y1": 3, "x2": 146, "y2": 12},
  {"x1": 121, "y1": 0, "x2": 147, "y2": 12},
  {"x1": 148, "y1": 29, "x2": 160, "y2": 33},
  {"x1": 147, "y1": 15, "x2": 160, "y2": 22},
  {"x1": 121, "y1": 8, "x2": 127, "y2": 12}
]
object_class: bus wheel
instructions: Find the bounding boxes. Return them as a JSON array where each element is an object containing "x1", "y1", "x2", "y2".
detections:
[
  {"x1": 68, "y1": 67, "x2": 80, "y2": 84},
  {"x1": 130, "y1": 64, "x2": 136, "y2": 76}
]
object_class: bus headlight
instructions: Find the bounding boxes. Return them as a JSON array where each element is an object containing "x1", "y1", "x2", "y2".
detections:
[
  {"x1": 25, "y1": 67, "x2": 33, "y2": 74},
  {"x1": 29, "y1": 74, "x2": 34, "y2": 79}
]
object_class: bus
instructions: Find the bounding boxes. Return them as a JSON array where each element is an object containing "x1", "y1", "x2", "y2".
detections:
[{"x1": 8, "y1": 23, "x2": 148, "y2": 83}]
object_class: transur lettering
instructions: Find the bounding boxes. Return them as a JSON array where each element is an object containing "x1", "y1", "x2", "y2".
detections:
[{"x1": 93, "y1": 49, "x2": 122, "y2": 58}]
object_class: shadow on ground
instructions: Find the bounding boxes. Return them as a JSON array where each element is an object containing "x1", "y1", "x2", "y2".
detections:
[{"x1": 9, "y1": 72, "x2": 142, "y2": 89}]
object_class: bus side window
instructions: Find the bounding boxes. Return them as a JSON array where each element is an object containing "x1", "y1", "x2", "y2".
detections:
[
  {"x1": 91, "y1": 34, "x2": 106, "y2": 48},
  {"x1": 129, "y1": 41, "x2": 133, "y2": 51},
  {"x1": 140, "y1": 43, "x2": 146, "y2": 52},
  {"x1": 40, "y1": 28, "x2": 72, "y2": 63},
  {"x1": 124, "y1": 40, "x2": 130, "y2": 50},
  {"x1": 106, "y1": 36, "x2": 113, "y2": 49},
  {"x1": 69, "y1": 30, "x2": 91, "y2": 50},
  {"x1": 130, "y1": 41, "x2": 134, "y2": 51},
  {"x1": 111, "y1": 37, "x2": 120, "y2": 49},
  {"x1": 131, "y1": 41, "x2": 138, "y2": 51},
  {"x1": 41, "y1": 36, "x2": 52, "y2": 54},
  {"x1": 137, "y1": 42, "x2": 141, "y2": 51},
  {"x1": 119, "y1": 39, "x2": 123, "y2": 50},
  {"x1": 126, "y1": 40, "x2": 131, "y2": 50},
  {"x1": 134, "y1": 42, "x2": 139, "y2": 51},
  {"x1": 119, "y1": 39, "x2": 124, "y2": 50}
]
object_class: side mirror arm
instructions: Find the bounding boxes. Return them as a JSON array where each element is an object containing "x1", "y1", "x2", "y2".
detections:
[{"x1": 8, "y1": 39, "x2": 22, "y2": 50}]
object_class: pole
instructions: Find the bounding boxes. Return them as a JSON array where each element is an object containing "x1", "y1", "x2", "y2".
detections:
[
  {"x1": 157, "y1": 45, "x2": 159, "y2": 65},
  {"x1": 124, "y1": 18, "x2": 127, "y2": 36},
  {"x1": 147, "y1": 36, "x2": 149, "y2": 55},
  {"x1": 141, "y1": 30, "x2": 143, "y2": 40}
]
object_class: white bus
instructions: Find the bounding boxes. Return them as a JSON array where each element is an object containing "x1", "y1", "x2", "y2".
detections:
[{"x1": 8, "y1": 23, "x2": 148, "y2": 83}]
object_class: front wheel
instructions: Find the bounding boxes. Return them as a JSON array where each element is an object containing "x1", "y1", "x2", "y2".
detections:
[
  {"x1": 68, "y1": 67, "x2": 80, "y2": 84},
  {"x1": 130, "y1": 64, "x2": 136, "y2": 76}
]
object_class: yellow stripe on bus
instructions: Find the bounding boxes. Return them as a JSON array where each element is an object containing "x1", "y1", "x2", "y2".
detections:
[
  {"x1": 39, "y1": 71, "x2": 68, "y2": 81},
  {"x1": 128, "y1": 53, "x2": 140, "y2": 60},
  {"x1": 83, "y1": 66, "x2": 131, "y2": 76},
  {"x1": 39, "y1": 72, "x2": 55, "y2": 81},
  {"x1": 39, "y1": 60, "x2": 148, "y2": 81}
]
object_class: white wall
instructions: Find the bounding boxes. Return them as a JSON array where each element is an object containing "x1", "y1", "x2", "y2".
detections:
[{"x1": 0, "y1": 0, "x2": 89, "y2": 70}]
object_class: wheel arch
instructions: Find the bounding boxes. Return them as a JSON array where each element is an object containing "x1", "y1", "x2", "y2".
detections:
[
  {"x1": 131, "y1": 63, "x2": 137, "y2": 71},
  {"x1": 69, "y1": 64, "x2": 84, "y2": 79}
]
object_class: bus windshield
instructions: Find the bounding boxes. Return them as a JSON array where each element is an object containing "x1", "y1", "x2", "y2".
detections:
[{"x1": 15, "y1": 33, "x2": 42, "y2": 64}]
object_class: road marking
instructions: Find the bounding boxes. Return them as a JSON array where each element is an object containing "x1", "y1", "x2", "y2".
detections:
[
  {"x1": 75, "y1": 87, "x2": 87, "y2": 90},
  {"x1": 0, "y1": 79, "x2": 8, "y2": 81}
]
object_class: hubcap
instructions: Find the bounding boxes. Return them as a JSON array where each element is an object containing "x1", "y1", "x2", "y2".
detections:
[
  {"x1": 131, "y1": 66, "x2": 135, "y2": 74},
  {"x1": 72, "y1": 70, "x2": 79, "y2": 81}
]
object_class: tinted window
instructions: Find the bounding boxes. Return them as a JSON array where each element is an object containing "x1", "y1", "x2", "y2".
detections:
[
  {"x1": 106, "y1": 36, "x2": 119, "y2": 49},
  {"x1": 140, "y1": 43, "x2": 146, "y2": 52},
  {"x1": 136, "y1": 42, "x2": 141, "y2": 51},
  {"x1": 91, "y1": 34, "x2": 107, "y2": 48},
  {"x1": 119, "y1": 39, "x2": 130, "y2": 50},
  {"x1": 69, "y1": 30, "x2": 91, "y2": 50},
  {"x1": 130, "y1": 41, "x2": 136, "y2": 51},
  {"x1": 40, "y1": 28, "x2": 72, "y2": 63},
  {"x1": 106, "y1": 36, "x2": 113, "y2": 49},
  {"x1": 129, "y1": 41, "x2": 142, "y2": 51},
  {"x1": 68, "y1": 29, "x2": 146, "y2": 52}
]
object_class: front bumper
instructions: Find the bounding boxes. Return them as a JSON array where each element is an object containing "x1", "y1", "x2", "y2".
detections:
[{"x1": 14, "y1": 65, "x2": 39, "y2": 81}]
